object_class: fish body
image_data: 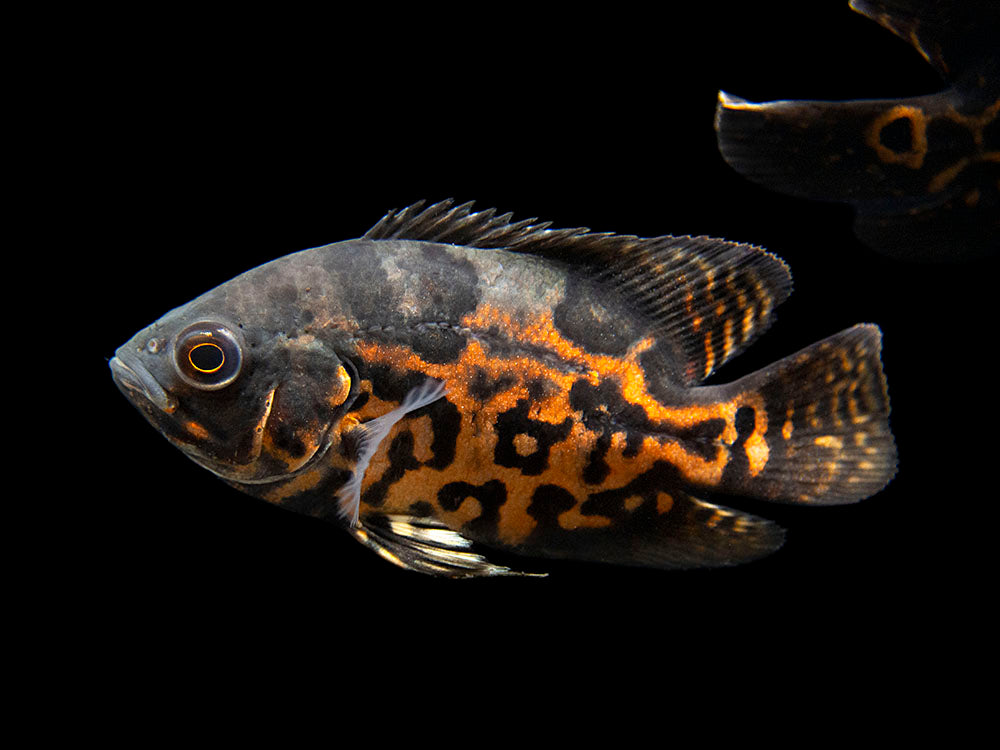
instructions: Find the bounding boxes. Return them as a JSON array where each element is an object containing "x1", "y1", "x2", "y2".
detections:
[
  {"x1": 715, "y1": 0, "x2": 999, "y2": 260},
  {"x1": 111, "y1": 200, "x2": 897, "y2": 577}
]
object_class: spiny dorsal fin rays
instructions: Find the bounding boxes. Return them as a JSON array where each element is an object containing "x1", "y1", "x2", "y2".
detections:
[
  {"x1": 364, "y1": 199, "x2": 551, "y2": 247},
  {"x1": 336, "y1": 378, "x2": 448, "y2": 527},
  {"x1": 364, "y1": 199, "x2": 792, "y2": 384}
]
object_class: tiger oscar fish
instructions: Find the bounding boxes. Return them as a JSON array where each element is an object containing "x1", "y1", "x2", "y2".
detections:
[
  {"x1": 715, "y1": 0, "x2": 999, "y2": 260},
  {"x1": 110, "y1": 200, "x2": 897, "y2": 577}
]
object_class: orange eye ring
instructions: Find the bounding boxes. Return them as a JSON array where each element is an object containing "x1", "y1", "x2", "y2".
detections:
[
  {"x1": 174, "y1": 322, "x2": 244, "y2": 390},
  {"x1": 188, "y1": 342, "x2": 226, "y2": 374}
]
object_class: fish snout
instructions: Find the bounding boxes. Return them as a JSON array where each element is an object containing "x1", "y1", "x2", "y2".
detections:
[{"x1": 109, "y1": 350, "x2": 177, "y2": 413}]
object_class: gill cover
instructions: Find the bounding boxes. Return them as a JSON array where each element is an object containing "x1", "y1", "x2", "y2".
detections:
[{"x1": 118, "y1": 314, "x2": 361, "y2": 486}]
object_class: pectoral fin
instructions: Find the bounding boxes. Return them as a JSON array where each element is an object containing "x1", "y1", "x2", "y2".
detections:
[{"x1": 336, "y1": 379, "x2": 448, "y2": 526}]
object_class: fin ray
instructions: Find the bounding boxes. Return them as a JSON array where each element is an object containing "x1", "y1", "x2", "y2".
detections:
[
  {"x1": 483, "y1": 488, "x2": 786, "y2": 570},
  {"x1": 349, "y1": 515, "x2": 540, "y2": 578},
  {"x1": 721, "y1": 324, "x2": 897, "y2": 505},
  {"x1": 337, "y1": 378, "x2": 448, "y2": 526},
  {"x1": 366, "y1": 200, "x2": 792, "y2": 383},
  {"x1": 849, "y1": 0, "x2": 999, "y2": 80}
]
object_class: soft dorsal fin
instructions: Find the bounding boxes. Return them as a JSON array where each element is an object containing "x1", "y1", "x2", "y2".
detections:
[{"x1": 364, "y1": 199, "x2": 792, "y2": 383}]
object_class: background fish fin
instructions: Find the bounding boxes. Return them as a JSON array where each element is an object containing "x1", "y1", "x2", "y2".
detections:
[
  {"x1": 716, "y1": 325, "x2": 897, "y2": 505},
  {"x1": 849, "y1": 0, "x2": 999, "y2": 81},
  {"x1": 715, "y1": 90, "x2": 964, "y2": 207},
  {"x1": 488, "y1": 488, "x2": 785, "y2": 570},
  {"x1": 366, "y1": 199, "x2": 792, "y2": 383},
  {"x1": 349, "y1": 514, "x2": 542, "y2": 578},
  {"x1": 853, "y1": 197, "x2": 1000, "y2": 261}
]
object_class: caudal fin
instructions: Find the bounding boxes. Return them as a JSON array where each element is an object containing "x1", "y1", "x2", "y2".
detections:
[{"x1": 725, "y1": 324, "x2": 897, "y2": 505}]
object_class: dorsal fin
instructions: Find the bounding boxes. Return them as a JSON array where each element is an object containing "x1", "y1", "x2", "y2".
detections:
[
  {"x1": 849, "y1": 0, "x2": 999, "y2": 82},
  {"x1": 364, "y1": 199, "x2": 792, "y2": 383}
]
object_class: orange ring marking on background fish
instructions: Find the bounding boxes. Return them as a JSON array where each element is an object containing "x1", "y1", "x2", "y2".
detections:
[{"x1": 866, "y1": 104, "x2": 928, "y2": 169}]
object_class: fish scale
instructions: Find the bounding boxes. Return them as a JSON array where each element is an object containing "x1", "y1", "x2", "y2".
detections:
[{"x1": 110, "y1": 199, "x2": 897, "y2": 577}]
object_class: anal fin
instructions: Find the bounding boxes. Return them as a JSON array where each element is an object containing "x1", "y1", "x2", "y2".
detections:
[{"x1": 506, "y1": 487, "x2": 786, "y2": 570}]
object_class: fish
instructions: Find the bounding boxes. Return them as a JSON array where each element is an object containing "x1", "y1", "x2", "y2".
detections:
[
  {"x1": 715, "y1": 0, "x2": 999, "y2": 261},
  {"x1": 110, "y1": 199, "x2": 897, "y2": 578}
]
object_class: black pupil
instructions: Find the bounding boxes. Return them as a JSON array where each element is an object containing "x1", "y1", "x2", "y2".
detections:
[{"x1": 190, "y1": 342, "x2": 225, "y2": 373}]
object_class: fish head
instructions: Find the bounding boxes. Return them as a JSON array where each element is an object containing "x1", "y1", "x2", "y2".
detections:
[{"x1": 110, "y1": 280, "x2": 359, "y2": 486}]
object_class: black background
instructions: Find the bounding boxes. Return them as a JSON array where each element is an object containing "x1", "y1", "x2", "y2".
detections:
[{"x1": 83, "y1": 1, "x2": 993, "y2": 700}]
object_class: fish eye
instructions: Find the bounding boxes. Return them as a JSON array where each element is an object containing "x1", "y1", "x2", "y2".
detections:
[{"x1": 174, "y1": 322, "x2": 244, "y2": 390}]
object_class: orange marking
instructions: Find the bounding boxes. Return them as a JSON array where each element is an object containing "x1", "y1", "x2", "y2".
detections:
[
  {"x1": 703, "y1": 330, "x2": 715, "y2": 379},
  {"x1": 866, "y1": 105, "x2": 927, "y2": 169},
  {"x1": 249, "y1": 386, "x2": 276, "y2": 461},
  {"x1": 722, "y1": 318, "x2": 735, "y2": 362},
  {"x1": 513, "y1": 433, "x2": 538, "y2": 456},
  {"x1": 745, "y1": 431, "x2": 769, "y2": 477},
  {"x1": 348, "y1": 303, "x2": 772, "y2": 544},
  {"x1": 328, "y1": 366, "x2": 351, "y2": 407},
  {"x1": 184, "y1": 420, "x2": 210, "y2": 440},
  {"x1": 943, "y1": 98, "x2": 999, "y2": 148},
  {"x1": 263, "y1": 467, "x2": 326, "y2": 504}
]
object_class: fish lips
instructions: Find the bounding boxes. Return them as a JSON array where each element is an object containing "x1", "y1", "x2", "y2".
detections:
[
  {"x1": 111, "y1": 349, "x2": 338, "y2": 485},
  {"x1": 109, "y1": 349, "x2": 178, "y2": 414}
]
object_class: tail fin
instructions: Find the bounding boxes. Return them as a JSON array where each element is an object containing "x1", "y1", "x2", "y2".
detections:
[{"x1": 724, "y1": 324, "x2": 897, "y2": 505}]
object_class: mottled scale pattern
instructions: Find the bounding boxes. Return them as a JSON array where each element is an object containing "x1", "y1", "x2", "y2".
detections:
[{"x1": 111, "y1": 199, "x2": 897, "y2": 578}]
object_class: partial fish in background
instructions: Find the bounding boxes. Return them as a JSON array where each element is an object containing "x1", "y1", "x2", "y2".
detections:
[
  {"x1": 715, "y1": 0, "x2": 999, "y2": 261},
  {"x1": 110, "y1": 200, "x2": 897, "y2": 577}
]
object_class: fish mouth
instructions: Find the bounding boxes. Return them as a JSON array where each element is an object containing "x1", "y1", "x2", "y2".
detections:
[{"x1": 109, "y1": 351, "x2": 177, "y2": 413}]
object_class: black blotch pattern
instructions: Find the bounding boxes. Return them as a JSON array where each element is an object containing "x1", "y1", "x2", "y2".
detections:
[
  {"x1": 568, "y1": 378, "x2": 654, "y2": 433},
  {"x1": 410, "y1": 325, "x2": 466, "y2": 365},
  {"x1": 328, "y1": 243, "x2": 406, "y2": 331},
  {"x1": 493, "y1": 399, "x2": 573, "y2": 475},
  {"x1": 553, "y1": 274, "x2": 639, "y2": 357},
  {"x1": 526, "y1": 484, "x2": 577, "y2": 534},
  {"x1": 720, "y1": 406, "x2": 756, "y2": 489},
  {"x1": 270, "y1": 423, "x2": 307, "y2": 458},
  {"x1": 361, "y1": 363, "x2": 425, "y2": 403},
  {"x1": 525, "y1": 377, "x2": 552, "y2": 403},
  {"x1": 569, "y1": 376, "x2": 724, "y2": 462},
  {"x1": 437, "y1": 480, "x2": 507, "y2": 538},
  {"x1": 425, "y1": 398, "x2": 461, "y2": 470},
  {"x1": 467, "y1": 368, "x2": 517, "y2": 402},
  {"x1": 412, "y1": 243, "x2": 481, "y2": 321},
  {"x1": 578, "y1": 462, "x2": 684, "y2": 525},
  {"x1": 349, "y1": 391, "x2": 371, "y2": 413},
  {"x1": 279, "y1": 467, "x2": 353, "y2": 521},
  {"x1": 639, "y1": 343, "x2": 688, "y2": 399},
  {"x1": 408, "y1": 500, "x2": 435, "y2": 517},
  {"x1": 583, "y1": 431, "x2": 612, "y2": 485},
  {"x1": 678, "y1": 418, "x2": 726, "y2": 462},
  {"x1": 360, "y1": 431, "x2": 422, "y2": 508}
]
